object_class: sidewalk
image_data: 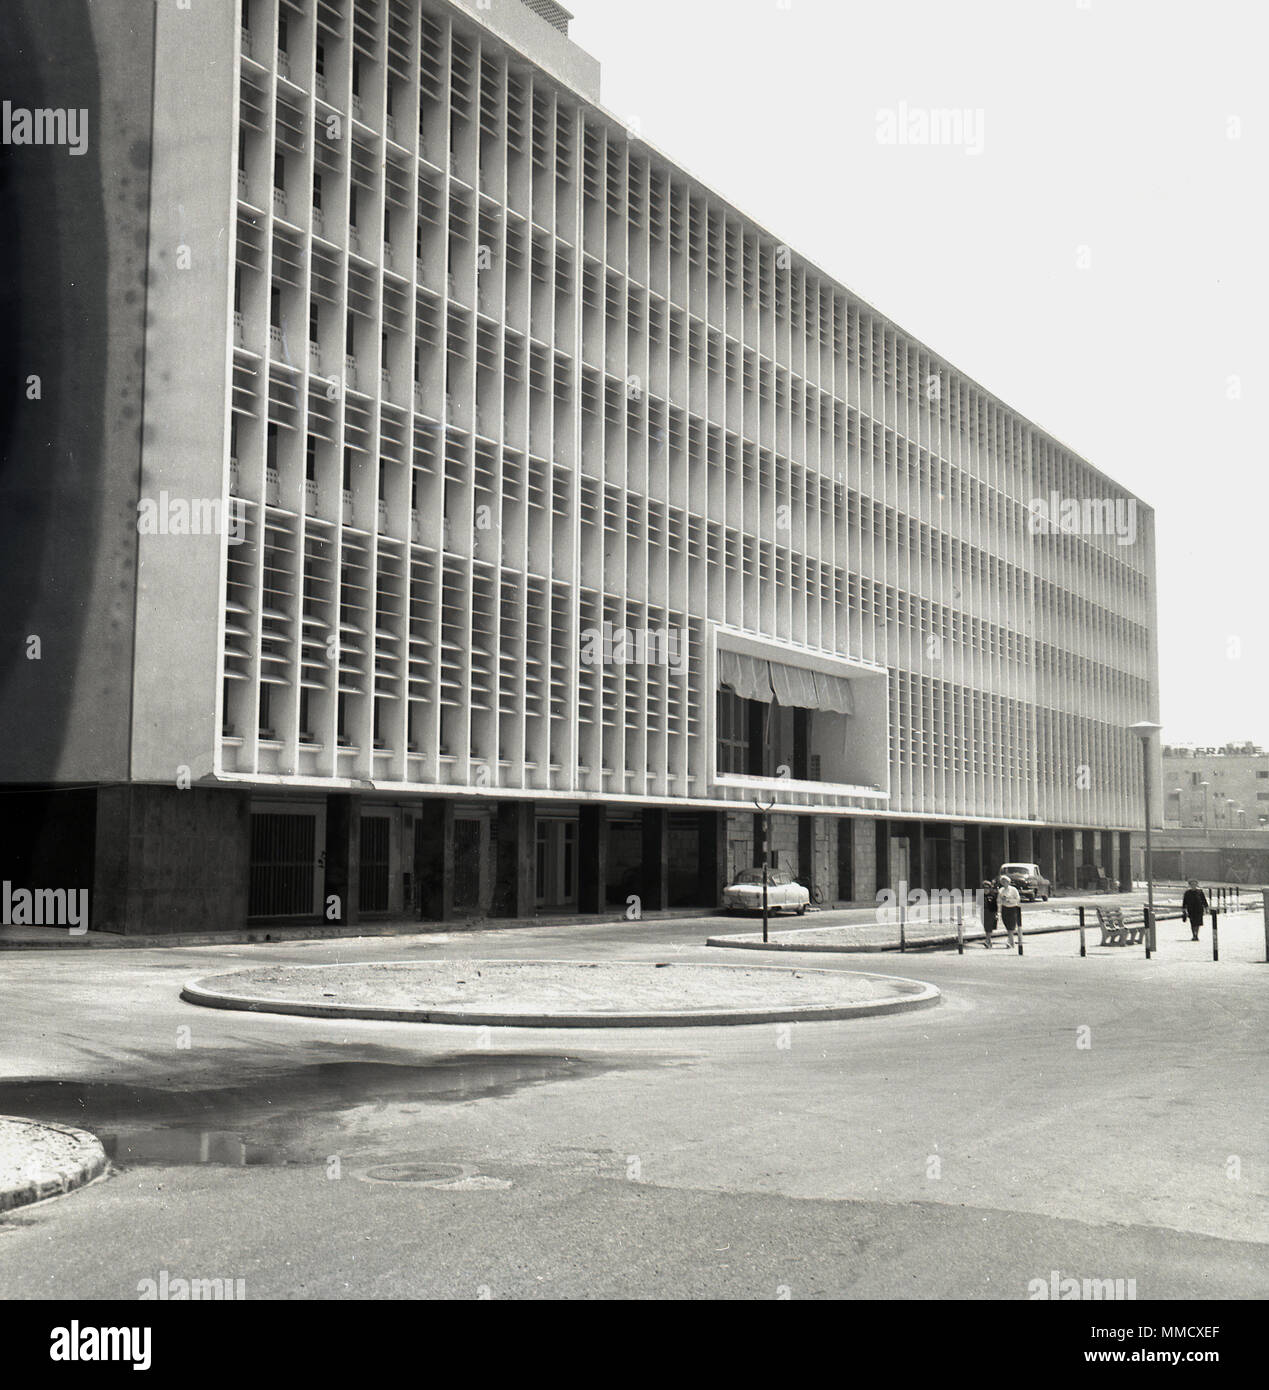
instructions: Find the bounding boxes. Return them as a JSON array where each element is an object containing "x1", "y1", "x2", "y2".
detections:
[
  {"x1": 3, "y1": 886, "x2": 1259, "y2": 952},
  {"x1": 0, "y1": 905, "x2": 718, "y2": 951}
]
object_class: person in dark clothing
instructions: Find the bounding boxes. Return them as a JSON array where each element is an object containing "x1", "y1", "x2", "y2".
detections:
[
  {"x1": 1181, "y1": 879, "x2": 1208, "y2": 941},
  {"x1": 980, "y1": 879, "x2": 999, "y2": 948}
]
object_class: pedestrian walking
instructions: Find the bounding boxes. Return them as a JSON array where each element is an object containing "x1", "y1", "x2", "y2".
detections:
[
  {"x1": 980, "y1": 879, "x2": 999, "y2": 948},
  {"x1": 1181, "y1": 879, "x2": 1208, "y2": 942},
  {"x1": 997, "y1": 875, "x2": 1022, "y2": 949}
]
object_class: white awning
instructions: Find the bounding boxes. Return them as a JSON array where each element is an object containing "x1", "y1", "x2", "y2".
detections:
[
  {"x1": 718, "y1": 649, "x2": 772, "y2": 703},
  {"x1": 719, "y1": 649, "x2": 854, "y2": 715}
]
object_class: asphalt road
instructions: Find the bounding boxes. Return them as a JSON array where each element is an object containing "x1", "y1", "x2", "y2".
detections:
[{"x1": 0, "y1": 906, "x2": 1265, "y2": 1299}]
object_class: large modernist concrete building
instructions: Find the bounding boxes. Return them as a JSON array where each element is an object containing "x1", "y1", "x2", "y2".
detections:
[{"x1": 0, "y1": 0, "x2": 1160, "y2": 933}]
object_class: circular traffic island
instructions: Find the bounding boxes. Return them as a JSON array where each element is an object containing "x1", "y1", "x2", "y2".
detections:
[{"x1": 181, "y1": 959, "x2": 940, "y2": 1028}]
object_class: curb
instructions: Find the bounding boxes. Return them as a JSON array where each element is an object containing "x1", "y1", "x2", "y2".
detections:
[
  {"x1": 0, "y1": 1117, "x2": 108, "y2": 1213},
  {"x1": 706, "y1": 918, "x2": 1120, "y2": 954},
  {"x1": 180, "y1": 961, "x2": 941, "y2": 1029}
]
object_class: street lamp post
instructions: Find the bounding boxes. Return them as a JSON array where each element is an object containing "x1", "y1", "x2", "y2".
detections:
[{"x1": 1129, "y1": 721, "x2": 1163, "y2": 954}]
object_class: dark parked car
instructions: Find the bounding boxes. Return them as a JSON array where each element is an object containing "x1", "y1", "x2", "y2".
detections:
[{"x1": 998, "y1": 862, "x2": 1051, "y2": 901}]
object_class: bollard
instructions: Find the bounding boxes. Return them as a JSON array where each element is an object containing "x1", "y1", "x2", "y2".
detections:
[
  {"x1": 956, "y1": 903, "x2": 963, "y2": 955},
  {"x1": 1211, "y1": 908, "x2": 1219, "y2": 962},
  {"x1": 1143, "y1": 906, "x2": 1153, "y2": 960},
  {"x1": 1078, "y1": 905, "x2": 1086, "y2": 958}
]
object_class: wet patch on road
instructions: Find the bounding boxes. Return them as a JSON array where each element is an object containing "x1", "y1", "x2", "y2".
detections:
[{"x1": 0, "y1": 1053, "x2": 652, "y2": 1169}]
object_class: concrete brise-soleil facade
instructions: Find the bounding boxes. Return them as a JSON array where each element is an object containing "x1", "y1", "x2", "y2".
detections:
[{"x1": 0, "y1": 0, "x2": 1160, "y2": 933}]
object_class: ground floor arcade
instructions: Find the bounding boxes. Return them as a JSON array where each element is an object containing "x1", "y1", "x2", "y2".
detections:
[{"x1": 0, "y1": 784, "x2": 1136, "y2": 935}]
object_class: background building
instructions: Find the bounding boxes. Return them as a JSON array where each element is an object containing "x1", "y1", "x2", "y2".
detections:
[
  {"x1": 1162, "y1": 744, "x2": 1269, "y2": 831},
  {"x1": 0, "y1": 0, "x2": 1160, "y2": 933},
  {"x1": 1145, "y1": 744, "x2": 1269, "y2": 885}
]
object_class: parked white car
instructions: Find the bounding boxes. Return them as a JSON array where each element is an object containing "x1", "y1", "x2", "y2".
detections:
[{"x1": 722, "y1": 868, "x2": 810, "y2": 916}]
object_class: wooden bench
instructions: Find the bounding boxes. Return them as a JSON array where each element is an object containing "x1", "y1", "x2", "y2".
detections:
[{"x1": 1095, "y1": 907, "x2": 1148, "y2": 947}]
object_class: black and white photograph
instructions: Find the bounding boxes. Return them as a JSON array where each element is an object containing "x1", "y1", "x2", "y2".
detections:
[{"x1": 0, "y1": 0, "x2": 1264, "y2": 1354}]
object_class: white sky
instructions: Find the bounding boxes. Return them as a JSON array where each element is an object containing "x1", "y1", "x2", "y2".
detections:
[{"x1": 565, "y1": 0, "x2": 1269, "y2": 747}]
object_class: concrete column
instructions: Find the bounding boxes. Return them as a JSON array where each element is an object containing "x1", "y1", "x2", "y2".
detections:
[
  {"x1": 94, "y1": 785, "x2": 251, "y2": 935},
  {"x1": 577, "y1": 804, "x2": 608, "y2": 913},
  {"x1": 416, "y1": 799, "x2": 455, "y2": 922},
  {"x1": 981, "y1": 825, "x2": 1004, "y2": 882},
  {"x1": 641, "y1": 807, "x2": 669, "y2": 911},
  {"x1": 323, "y1": 793, "x2": 359, "y2": 927},
  {"x1": 968, "y1": 824, "x2": 984, "y2": 887},
  {"x1": 837, "y1": 818, "x2": 854, "y2": 902},
  {"x1": 1057, "y1": 828, "x2": 1076, "y2": 889},
  {"x1": 1035, "y1": 827, "x2": 1055, "y2": 883},
  {"x1": 875, "y1": 819, "x2": 892, "y2": 896},
  {"x1": 493, "y1": 801, "x2": 535, "y2": 917},
  {"x1": 698, "y1": 810, "x2": 727, "y2": 908},
  {"x1": 798, "y1": 814, "x2": 814, "y2": 887},
  {"x1": 908, "y1": 821, "x2": 926, "y2": 892},
  {"x1": 1118, "y1": 831, "x2": 1133, "y2": 892}
]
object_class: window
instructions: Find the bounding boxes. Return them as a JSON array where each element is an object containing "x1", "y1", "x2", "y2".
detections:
[
  {"x1": 716, "y1": 688, "x2": 749, "y2": 775},
  {"x1": 358, "y1": 815, "x2": 390, "y2": 913},
  {"x1": 248, "y1": 811, "x2": 318, "y2": 919},
  {"x1": 274, "y1": 153, "x2": 285, "y2": 191},
  {"x1": 306, "y1": 436, "x2": 317, "y2": 480}
]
